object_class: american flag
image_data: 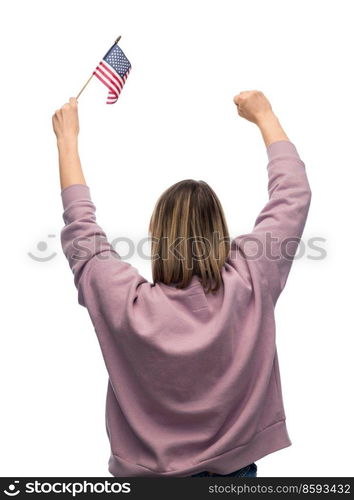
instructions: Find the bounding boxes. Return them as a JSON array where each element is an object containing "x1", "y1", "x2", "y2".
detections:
[{"x1": 93, "y1": 43, "x2": 131, "y2": 104}]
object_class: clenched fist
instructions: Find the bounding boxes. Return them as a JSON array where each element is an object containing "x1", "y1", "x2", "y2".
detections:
[
  {"x1": 52, "y1": 97, "x2": 80, "y2": 143},
  {"x1": 233, "y1": 90, "x2": 274, "y2": 125}
]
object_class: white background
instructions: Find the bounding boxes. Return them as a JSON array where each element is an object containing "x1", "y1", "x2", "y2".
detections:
[{"x1": 1, "y1": 0, "x2": 353, "y2": 477}]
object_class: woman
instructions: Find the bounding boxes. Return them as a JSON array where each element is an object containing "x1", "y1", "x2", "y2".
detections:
[{"x1": 52, "y1": 90, "x2": 311, "y2": 477}]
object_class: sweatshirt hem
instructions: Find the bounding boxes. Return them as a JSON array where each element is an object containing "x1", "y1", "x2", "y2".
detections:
[
  {"x1": 266, "y1": 140, "x2": 299, "y2": 161},
  {"x1": 107, "y1": 419, "x2": 292, "y2": 477},
  {"x1": 61, "y1": 183, "x2": 91, "y2": 210}
]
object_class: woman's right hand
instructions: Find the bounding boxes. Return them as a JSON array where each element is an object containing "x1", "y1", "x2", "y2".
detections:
[
  {"x1": 233, "y1": 90, "x2": 290, "y2": 147},
  {"x1": 233, "y1": 90, "x2": 274, "y2": 126}
]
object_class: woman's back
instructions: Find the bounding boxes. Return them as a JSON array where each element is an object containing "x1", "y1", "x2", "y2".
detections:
[{"x1": 58, "y1": 92, "x2": 311, "y2": 477}]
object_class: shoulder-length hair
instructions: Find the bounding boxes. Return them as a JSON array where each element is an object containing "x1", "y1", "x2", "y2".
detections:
[{"x1": 149, "y1": 179, "x2": 231, "y2": 294}]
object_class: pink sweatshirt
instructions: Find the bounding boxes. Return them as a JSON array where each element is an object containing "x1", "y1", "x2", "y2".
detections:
[{"x1": 60, "y1": 140, "x2": 312, "y2": 477}]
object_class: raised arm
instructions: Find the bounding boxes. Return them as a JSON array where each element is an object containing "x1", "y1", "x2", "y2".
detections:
[
  {"x1": 52, "y1": 97, "x2": 86, "y2": 190},
  {"x1": 52, "y1": 98, "x2": 147, "y2": 311},
  {"x1": 230, "y1": 91, "x2": 312, "y2": 304}
]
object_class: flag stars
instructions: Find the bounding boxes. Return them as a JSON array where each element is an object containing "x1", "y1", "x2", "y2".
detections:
[{"x1": 104, "y1": 45, "x2": 131, "y2": 77}]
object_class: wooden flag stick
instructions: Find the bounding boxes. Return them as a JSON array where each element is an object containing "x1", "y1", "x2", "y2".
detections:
[
  {"x1": 76, "y1": 74, "x2": 94, "y2": 100},
  {"x1": 76, "y1": 36, "x2": 122, "y2": 100}
]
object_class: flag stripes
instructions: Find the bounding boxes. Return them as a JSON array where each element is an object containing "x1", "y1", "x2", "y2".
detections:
[{"x1": 92, "y1": 43, "x2": 131, "y2": 104}]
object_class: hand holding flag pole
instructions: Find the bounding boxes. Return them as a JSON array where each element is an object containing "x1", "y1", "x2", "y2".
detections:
[{"x1": 76, "y1": 36, "x2": 132, "y2": 104}]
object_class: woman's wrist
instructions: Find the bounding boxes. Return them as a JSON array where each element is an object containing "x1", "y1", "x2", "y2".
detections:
[
  {"x1": 57, "y1": 136, "x2": 79, "y2": 152},
  {"x1": 255, "y1": 110, "x2": 277, "y2": 127},
  {"x1": 256, "y1": 112, "x2": 290, "y2": 148}
]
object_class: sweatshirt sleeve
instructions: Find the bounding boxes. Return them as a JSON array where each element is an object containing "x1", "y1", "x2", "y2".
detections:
[
  {"x1": 60, "y1": 183, "x2": 147, "y2": 311},
  {"x1": 229, "y1": 140, "x2": 312, "y2": 305}
]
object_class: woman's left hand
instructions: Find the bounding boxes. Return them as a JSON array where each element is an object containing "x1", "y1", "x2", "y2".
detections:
[{"x1": 52, "y1": 97, "x2": 80, "y2": 143}]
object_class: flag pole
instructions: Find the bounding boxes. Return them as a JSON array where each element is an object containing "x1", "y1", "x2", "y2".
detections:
[{"x1": 76, "y1": 36, "x2": 122, "y2": 100}]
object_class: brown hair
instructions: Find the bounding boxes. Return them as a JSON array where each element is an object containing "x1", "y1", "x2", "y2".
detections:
[{"x1": 149, "y1": 179, "x2": 231, "y2": 294}]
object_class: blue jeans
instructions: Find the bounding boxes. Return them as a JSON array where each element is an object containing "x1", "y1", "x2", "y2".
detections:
[{"x1": 189, "y1": 462, "x2": 257, "y2": 477}]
